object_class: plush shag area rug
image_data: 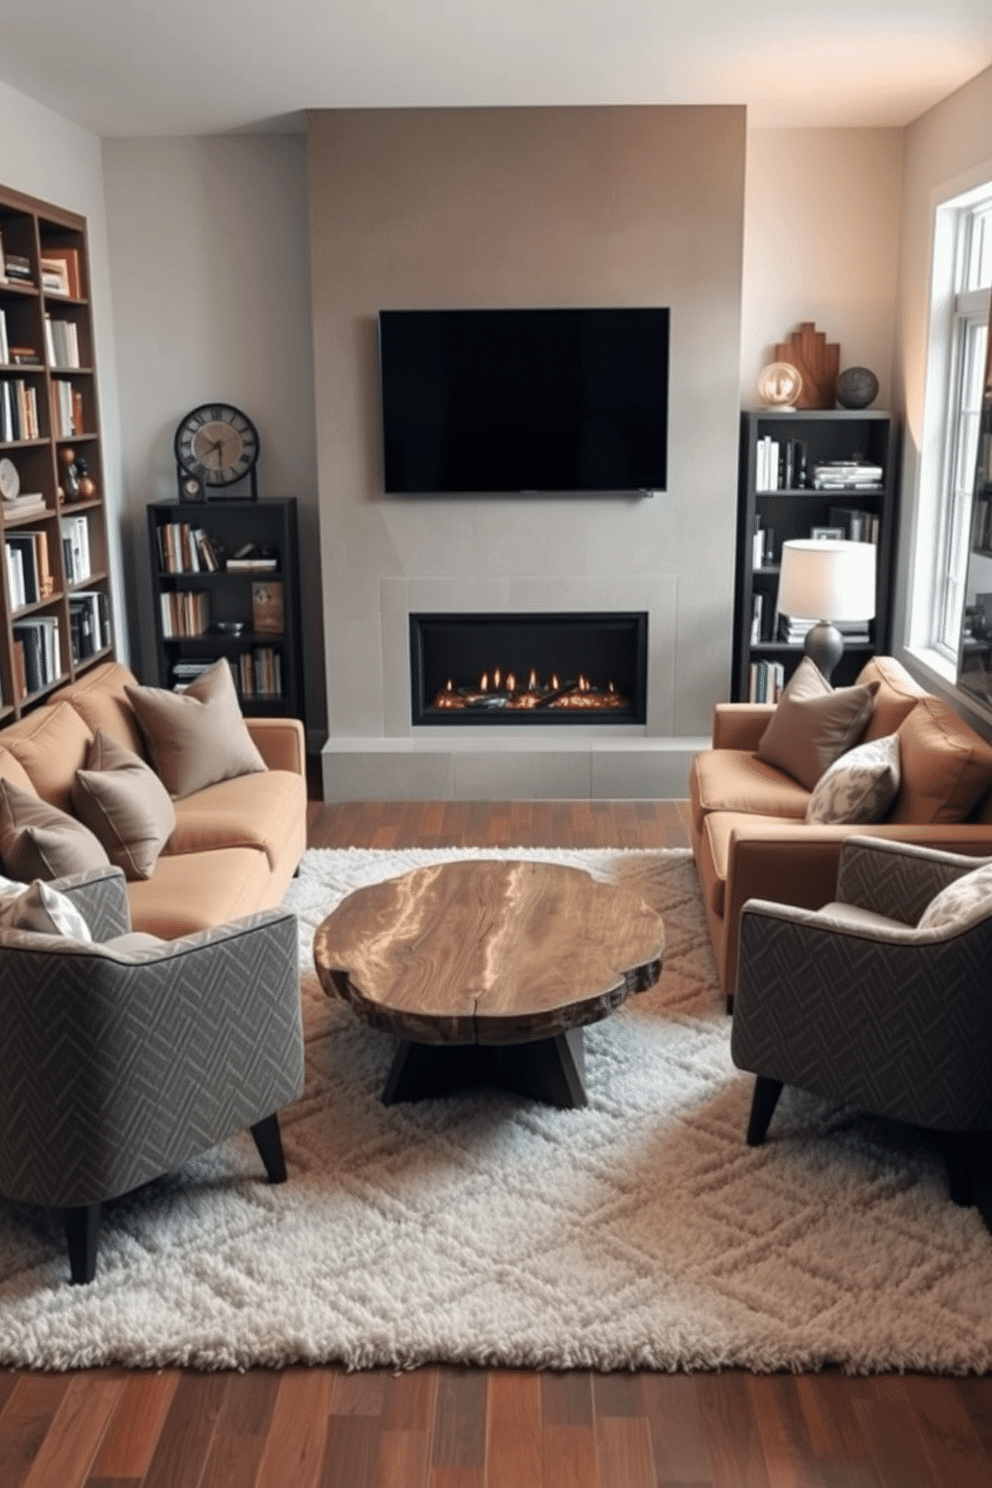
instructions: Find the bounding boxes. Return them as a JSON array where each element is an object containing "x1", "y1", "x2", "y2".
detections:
[{"x1": 2, "y1": 845, "x2": 992, "y2": 1374}]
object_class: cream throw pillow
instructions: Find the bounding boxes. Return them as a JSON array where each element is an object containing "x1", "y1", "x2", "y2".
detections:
[
  {"x1": 0, "y1": 872, "x2": 93, "y2": 939},
  {"x1": 805, "y1": 733, "x2": 901, "y2": 825},
  {"x1": 917, "y1": 861, "x2": 992, "y2": 932},
  {"x1": 0, "y1": 778, "x2": 110, "y2": 881},
  {"x1": 125, "y1": 659, "x2": 266, "y2": 799},
  {"x1": 756, "y1": 660, "x2": 879, "y2": 791},
  {"x1": 72, "y1": 730, "x2": 176, "y2": 881}
]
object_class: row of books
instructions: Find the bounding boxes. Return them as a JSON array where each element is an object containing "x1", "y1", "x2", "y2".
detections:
[
  {"x1": 43, "y1": 315, "x2": 81, "y2": 370},
  {"x1": 12, "y1": 617, "x2": 61, "y2": 696},
  {"x1": 70, "y1": 591, "x2": 111, "y2": 660},
  {"x1": 827, "y1": 505, "x2": 881, "y2": 543},
  {"x1": 812, "y1": 461, "x2": 884, "y2": 492},
  {"x1": 157, "y1": 522, "x2": 220, "y2": 574},
  {"x1": 1, "y1": 379, "x2": 39, "y2": 441},
  {"x1": 160, "y1": 589, "x2": 209, "y2": 638},
  {"x1": 754, "y1": 437, "x2": 809, "y2": 493},
  {"x1": 748, "y1": 660, "x2": 785, "y2": 702},
  {"x1": 5, "y1": 529, "x2": 54, "y2": 609},
  {"x1": 62, "y1": 514, "x2": 92, "y2": 584},
  {"x1": 170, "y1": 651, "x2": 282, "y2": 699},
  {"x1": 51, "y1": 378, "x2": 85, "y2": 439},
  {"x1": 238, "y1": 646, "x2": 282, "y2": 698}
]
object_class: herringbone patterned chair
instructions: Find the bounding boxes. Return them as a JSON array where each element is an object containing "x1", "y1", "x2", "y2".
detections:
[
  {"x1": 731, "y1": 836, "x2": 992, "y2": 1210},
  {"x1": 0, "y1": 865, "x2": 305, "y2": 1284}
]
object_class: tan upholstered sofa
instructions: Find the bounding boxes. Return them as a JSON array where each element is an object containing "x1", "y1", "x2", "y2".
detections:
[
  {"x1": 0, "y1": 661, "x2": 307, "y2": 937},
  {"x1": 690, "y1": 655, "x2": 992, "y2": 996}
]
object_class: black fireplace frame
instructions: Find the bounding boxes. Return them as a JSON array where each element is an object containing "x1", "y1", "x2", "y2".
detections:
[{"x1": 409, "y1": 611, "x2": 648, "y2": 727}]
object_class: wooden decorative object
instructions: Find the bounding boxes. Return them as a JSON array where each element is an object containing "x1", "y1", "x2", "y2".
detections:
[
  {"x1": 313, "y1": 860, "x2": 665, "y2": 1107},
  {"x1": 774, "y1": 322, "x2": 839, "y2": 409}
]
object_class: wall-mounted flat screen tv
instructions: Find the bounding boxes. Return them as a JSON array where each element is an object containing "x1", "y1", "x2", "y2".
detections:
[{"x1": 378, "y1": 306, "x2": 669, "y2": 495}]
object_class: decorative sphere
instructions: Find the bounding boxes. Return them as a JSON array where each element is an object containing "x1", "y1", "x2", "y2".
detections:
[
  {"x1": 758, "y1": 361, "x2": 803, "y2": 408},
  {"x1": 836, "y1": 366, "x2": 879, "y2": 409}
]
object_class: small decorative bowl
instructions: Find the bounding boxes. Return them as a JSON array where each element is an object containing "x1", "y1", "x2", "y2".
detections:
[{"x1": 213, "y1": 621, "x2": 245, "y2": 636}]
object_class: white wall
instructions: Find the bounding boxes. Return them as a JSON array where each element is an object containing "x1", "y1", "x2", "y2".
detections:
[
  {"x1": 0, "y1": 81, "x2": 126, "y2": 656},
  {"x1": 100, "y1": 135, "x2": 325, "y2": 739},
  {"x1": 740, "y1": 128, "x2": 904, "y2": 410}
]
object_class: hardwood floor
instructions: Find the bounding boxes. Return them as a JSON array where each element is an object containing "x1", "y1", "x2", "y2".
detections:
[{"x1": 3, "y1": 797, "x2": 991, "y2": 1488}]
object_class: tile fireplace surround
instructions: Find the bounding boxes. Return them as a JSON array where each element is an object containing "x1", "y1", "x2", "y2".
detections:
[{"x1": 321, "y1": 576, "x2": 708, "y2": 800}]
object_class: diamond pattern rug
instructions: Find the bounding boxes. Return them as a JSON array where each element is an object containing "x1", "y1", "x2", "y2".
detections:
[{"x1": 1, "y1": 845, "x2": 991, "y2": 1373}]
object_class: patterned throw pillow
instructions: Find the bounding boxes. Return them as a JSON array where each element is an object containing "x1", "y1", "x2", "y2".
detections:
[
  {"x1": 917, "y1": 861, "x2": 992, "y2": 932},
  {"x1": 805, "y1": 733, "x2": 901, "y2": 825}
]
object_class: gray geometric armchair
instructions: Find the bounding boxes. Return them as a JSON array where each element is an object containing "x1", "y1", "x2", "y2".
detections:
[
  {"x1": 731, "y1": 836, "x2": 992, "y2": 1212},
  {"x1": 0, "y1": 865, "x2": 305, "y2": 1284}
]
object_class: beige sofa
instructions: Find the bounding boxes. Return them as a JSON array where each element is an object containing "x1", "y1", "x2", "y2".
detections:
[
  {"x1": 0, "y1": 661, "x2": 307, "y2": 937},
  {"x1": 690, "y1": 655, "x2": 992, "y2": 996}
]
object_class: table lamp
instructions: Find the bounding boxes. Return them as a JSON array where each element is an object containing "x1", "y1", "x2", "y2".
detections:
[{"x1": 777, "y1": 538, "x2": 876, "y2": 680}]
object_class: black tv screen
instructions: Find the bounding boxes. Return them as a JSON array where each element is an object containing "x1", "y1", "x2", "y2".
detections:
[{"x1": 378, "y1": 307, "x2": 669, "y2": 495}]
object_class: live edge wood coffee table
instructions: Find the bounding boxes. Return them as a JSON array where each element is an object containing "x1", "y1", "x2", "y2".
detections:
[{"x1": 313, "y1": 860, "x2": 664, "y2": 1109}]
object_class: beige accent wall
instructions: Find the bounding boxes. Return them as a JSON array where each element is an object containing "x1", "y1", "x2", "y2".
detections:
[
  {"x1": 740, "y1": 129, "x2": 904, "y2": 410},
  {"x1": 307, "y1": 106, "x2": 746, "y2": 740}
]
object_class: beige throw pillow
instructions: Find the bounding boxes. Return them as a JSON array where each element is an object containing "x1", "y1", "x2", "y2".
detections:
[
  {"x1": 0, "y1": 778, "x2": 110, "y2": 881},
  {"x1": 125, "y1": 659, "x2": 266, "y2": 799},
  {"x1": 756, "y1": 662, "x2": 879, "y2": 791},
  {"x1": 805, "y1": 732, "x2": 901, "y2": 825},
  {"x1": 72, "y1": 730, "x2": 176, "y2": 881}
]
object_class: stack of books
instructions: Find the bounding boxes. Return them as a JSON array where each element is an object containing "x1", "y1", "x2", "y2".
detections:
[{"x1": 812, "y1": 460, "x2": 883, "y2": 492}]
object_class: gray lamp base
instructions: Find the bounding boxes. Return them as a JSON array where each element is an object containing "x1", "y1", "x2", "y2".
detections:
[{"x1": 803, "y1": 621, "x2": 844, "y2": 682}]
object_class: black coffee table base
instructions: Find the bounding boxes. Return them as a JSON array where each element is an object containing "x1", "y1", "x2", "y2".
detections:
[{"x1": 382, "y1": 1026, "x2": 587, "y2": 1109}]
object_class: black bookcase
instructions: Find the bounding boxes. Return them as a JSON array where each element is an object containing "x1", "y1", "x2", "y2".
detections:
[
  {"x1": 732, "y1": 410, "x2": 900, "y2": 701},
  {"x1": 147, "y1": 498, "x2": 305, "y2": 724}
]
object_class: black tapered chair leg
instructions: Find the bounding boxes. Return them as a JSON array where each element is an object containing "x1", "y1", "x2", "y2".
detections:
[
  {"x1": 746, "y1": 1076, "x2": 784, "y2": 1146},
  {"x1": 64, "y1": 1202, "x2": 100, "y2": 1284},
  {"x1": 250, "y1": 1113, "x2": 287, "y2": 1183}
]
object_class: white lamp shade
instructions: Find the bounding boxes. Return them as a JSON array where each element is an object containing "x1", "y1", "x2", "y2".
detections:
[{"x1": 777, "y1": 539, "x2": 876, "y2": 622}]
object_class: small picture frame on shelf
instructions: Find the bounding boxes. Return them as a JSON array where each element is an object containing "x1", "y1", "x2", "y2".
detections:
[
  {"x1": 810, "y1": 526, "x2": 845, "y2": 540},
  {"x1": 251, "y1": 580, "x2": 284, "y2": 635}
]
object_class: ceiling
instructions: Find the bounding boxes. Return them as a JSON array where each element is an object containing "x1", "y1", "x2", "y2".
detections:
[{"x1": 1, "y1": 0, "x2": 990, "y2": 138}]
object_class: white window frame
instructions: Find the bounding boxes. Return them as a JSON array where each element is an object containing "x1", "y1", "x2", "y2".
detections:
[{"x1": 927, "y1": 197, "x2": 992, "y2": 664}]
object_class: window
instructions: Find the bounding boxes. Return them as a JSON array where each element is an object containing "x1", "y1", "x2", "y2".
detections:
[{"x1": 931, "y1": 198, "x2": 992, "y2": 659}]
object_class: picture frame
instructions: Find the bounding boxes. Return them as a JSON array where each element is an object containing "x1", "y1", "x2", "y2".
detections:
[
  {"x1": 251, "y1": 580, "x2": 284, "y2": 635},
  {"x1": 810, "y1": 525, "x2": 845, "y2": 540}
]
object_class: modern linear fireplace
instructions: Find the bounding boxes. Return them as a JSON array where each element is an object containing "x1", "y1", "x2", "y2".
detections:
[{"x1": 410, "y1": 612, "x2": 648, "y2": 726}]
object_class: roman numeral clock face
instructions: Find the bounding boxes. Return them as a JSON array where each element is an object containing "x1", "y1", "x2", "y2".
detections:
[{"x1": 174, "y1": 404, "x2": 260, "y2": 488}]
